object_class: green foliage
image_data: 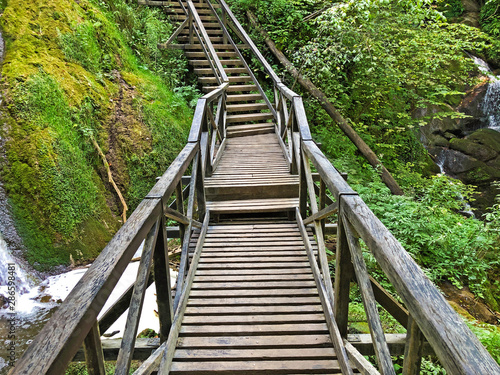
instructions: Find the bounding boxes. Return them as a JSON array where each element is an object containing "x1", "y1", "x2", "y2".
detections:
[
  {"x1": 467, "y1": 320, "x2": 500, "y2": 364},
  {"x1": 90, "y1": 0, "x2": 188, "y2": 87},
  {"x1": 441, "y1": 0, "x2": 465, "y2": 18},
  {"x1": 1, "y1": 0, "x2": 192, "y2": 269},
  {"x1": 354, "y1": 171, "x2": 499, "y2": 296},
  {"x1": 288, "y1": 0, "x2": 500, "y2": 171},
  {"x1": 481, "y1": 0, "x2": 500, "y2": 37}
]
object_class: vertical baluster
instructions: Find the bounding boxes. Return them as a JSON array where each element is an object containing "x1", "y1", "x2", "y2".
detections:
[
  {"x1": 83, "y1": 321, "x2": 105, "y2": 375},
  {"x1": 222, "y1": 7, "x2": 228, "y2": 44},
  {"x1": 334, "y1": 206, "x2": 354, "y2": 337},
  {"x1": 153, "y1": 215, "x2": 174, "y2": 343},
  {"x1": 403, "y1": 316, "x2": 425, "y2": 374},
  {"x1": 320, "y1": 178, "x2": 326, "y2": 235},
  {"x1": 188, "y1": 11, "x2": 194, "y2": 45},
  {"x1": 176, "y1": 182, "x2": 185, "y2": 247}
]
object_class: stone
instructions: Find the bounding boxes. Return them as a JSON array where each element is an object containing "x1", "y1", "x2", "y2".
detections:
[
  {"x1": 449, "y1": 138, "x2": 498, "y2": 161},
  {"x1": 467, "y1": 128, "x2": 500, "y2": 152},
  {"x1": 457, "y1": 79, "x2": 489, "y2": 132},
  {"x1": 413, "y1": 103, "x2": 462, "y2": 146}
]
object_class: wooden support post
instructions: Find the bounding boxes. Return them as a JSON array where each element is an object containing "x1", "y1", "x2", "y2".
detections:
[
  {"x1": 153, "y1": 215, "x2": 174, "y2": 343},
  {"x1": 299, "y1": 146, "x2": 307, "y2": 218},
  {"x1": 222, "y1": 8, "x2": 228, "y2": 44},
  {"x1": 115, "y1": 220, "x2": 160, "y2": 375},
  {"x1": 83, "y1": 322, "x2": 105, "y2": 375},
  {"x1": 403, "y1": 317, "x2": 425, "y2": 375},
  {"x1": 188, "y1": 11, "x2": 194, "y2": 44},
  {"x1": 176, "y1": 182, "x2": 185, "y2": 248},
  {"x1": 320, "y1": 179, "x2": 326, "y2": 235},
  {"x1": 334, "y1": 211, "x2": 354, "y2": 337},
  {"x1": 343, "y1": 217, "x2": 395, "y2": 375}
]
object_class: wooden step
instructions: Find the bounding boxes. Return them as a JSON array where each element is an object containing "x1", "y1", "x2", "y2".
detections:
[
  {"x1": 227, "y1": 123, "x2": 275, "y2": 137},
  {"x1": 178, "y1": 35, "x2": 224, "y2": 43},
  {"x1": 189, "y1": 59, "x2": 243, "y2": 67},
  {"x1": 227, "y1": 103, "x2": 270, "y2": 112},
  {"x1": 180, "y1": 28, "x2": 223, "y2": 36},
  {"x1": 205, "y1": 179, "x2": 298, "y2": 201},
  {"x1": 226, "y1": 94, "x2": 264, "y2": 102},
  {"x1": 203, "y1": 84, "x2": 257, "y2": 93},
  {"x1": 199, "y1": 76, "x2": 253, "y2": 84},
  {"x1": 226, "y1": 112, "x2": 274, "y2": 124},
  {"x1": 194, "y1": 67, "x2": 247, "y2": 75},
  {"x1": 187, "y1": 51, "x2": 238, "y2": 59},
  {"x1": 206, "y1": 198, "x2": 298, "y2": 214}
]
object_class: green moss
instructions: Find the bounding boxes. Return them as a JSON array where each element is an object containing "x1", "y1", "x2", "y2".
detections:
[{"x1": 0, "y1": 0, "x2": 192, "y2": 269}]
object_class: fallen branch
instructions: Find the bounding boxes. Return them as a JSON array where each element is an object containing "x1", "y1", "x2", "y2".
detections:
[
  {"x1": 248, "y1": 11, "x2": 404, "y2": 196},
  {"x1": 90, "y1": 136, "x2": 129, "y2": 222}
]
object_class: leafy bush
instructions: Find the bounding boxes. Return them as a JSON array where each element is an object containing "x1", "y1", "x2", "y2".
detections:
[
  {"x1": 481, "y1": 0, "x2": 500, "y2": 37},
  {"x1": 354, "y1": 172, "x2": 499, "y2": 296}
]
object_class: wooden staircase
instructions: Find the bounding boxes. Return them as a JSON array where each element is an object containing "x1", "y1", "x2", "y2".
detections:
[
  {"x1": 13, "y1": 1, "x2": 500, "y2": 375},
  {"x1": 165, "y1": 0, "x2": 276, "y2": 138}
]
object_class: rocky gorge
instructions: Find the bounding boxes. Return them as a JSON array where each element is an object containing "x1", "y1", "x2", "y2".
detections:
[{"x1": 415, "y1": 59, "x2": 500, "y2": 216}]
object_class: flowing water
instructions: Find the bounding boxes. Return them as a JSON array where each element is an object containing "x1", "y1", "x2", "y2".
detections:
[
  {"x1": 471, "y1": 56, "x2": 500, "y2": 132},
  {"x1": 0, "y1": 236, "x2": 176, "y2": 374}
]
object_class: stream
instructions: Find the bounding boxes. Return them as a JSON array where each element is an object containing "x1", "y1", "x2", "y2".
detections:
[{"x1": 0, "y1": 236, "x2": 177, "y2": 374}]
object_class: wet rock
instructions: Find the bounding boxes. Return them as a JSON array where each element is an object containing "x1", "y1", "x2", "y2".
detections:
[
  {"x1": 449, "y1": 138, "x2": 497, "y2": 161},
  {"x1": 457, "y1": 79, "x2": 489, "y2": 132},
  {"x1": 413, "y1": 103, "x2": 462, "y2": 146},
  {"x1": 40, "y1": 295, "x2": 52, "y2": 303},
  {"x1": 0, "y1": 294, "x2": 7, "y2": 308}
]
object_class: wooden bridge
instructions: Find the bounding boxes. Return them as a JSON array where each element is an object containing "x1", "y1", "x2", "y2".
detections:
[{"x1": 10, "y1": 0, "x2": 500, "y2": 374}]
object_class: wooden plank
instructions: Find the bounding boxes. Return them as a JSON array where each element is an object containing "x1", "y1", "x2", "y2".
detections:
[
  {"x1": 194, "y1": 274, "x2": 313, "y2": 282},
  {"x1": 115, "y1": 220, "x2": 160, "y2": 375},
  {"x1": 196, "y1": 262, "x2": 312, "y2": 269},
  {"x1": 188, "y1": 288, "x2": 319, "y2": 297},
  {"x1": 303, "y1": 202, "x2": 338, "y2": 225},
  {"x1": 402, "y1": 317, "x2": 424, "y2": 375},
  {"x1": 173, "y1": 347, "x2": 336, "y2": 360},
  {"x1": 184, "y1": 305, "x2": 323, "y2": 315},
  {"x1": 182, "y1": 314, "x2": 326, "y2": 324},
  {"x1": 191, "y1": 281, "x2": 316, "y2": 289},
  {"x1": 169, "y1": 360, "x2": 343, "y2": 373},
  {"x1": 153, "y1": 216, "x2": 174, "y2": 342},
  {"x1": 179, "y1": 323, "x2": 329, "y2": 335},
  {"x1": 195, "y1": 268, "x2": 312, "y2": 276},
  {"x1": 177, "y1": 334, "x2": 333, "y2": 348},
  {"x1": 186, "y1": 296, "x2": 322, "y2": 306}
]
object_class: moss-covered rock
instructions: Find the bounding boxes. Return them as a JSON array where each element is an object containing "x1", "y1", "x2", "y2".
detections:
[{"x1": 0, "y1": 0, "x2": 192, "y2": 270}]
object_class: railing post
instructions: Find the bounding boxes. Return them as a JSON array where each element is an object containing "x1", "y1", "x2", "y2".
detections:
[
  {"x1": 403, "y1": 316, "x2": 425, "y2": 374},
  {"x1": 222, "y1": 7, "x2": 228, "y2": 44},
  {"x1": 153, "y1": 215, "x2": 174, "y2": 343},
  {"x1": 298, "y1": 142, "x2": 307, "y2": 218},
  {"x1": 334, "y1": 205, "x2": 354, "y2": 337},
  {"x1": 83, "y1": 321, "x2": 105, "y2": 375},
  {"x1": 188, "y1": 10, "x2": 194, "y2": 44},
  {"x1": 176, "y1": 182, "x2": 185, "y2": 247}
]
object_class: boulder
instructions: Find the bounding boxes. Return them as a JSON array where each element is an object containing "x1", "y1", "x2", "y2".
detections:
[
  {"x1": 457, "y1": 79, "x2": 489, "y2": 132},
  {"x1": 467, "y1": 128, "x2": 500, "y2": 151},
  {"x1": 413, "y1": 103, "x2": 462, "y2": 146},
  {"x1": 449, "y1": 138, "x2": 497, "y2": 161}
]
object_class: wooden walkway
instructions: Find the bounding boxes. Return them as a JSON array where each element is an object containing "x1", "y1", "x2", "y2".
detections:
[
  {"x1": 10, "y1": 0, "x2": 500, "y2": 374},
  {"x1": 175, "y1": 222, "x2": 347, "y2": 374}
]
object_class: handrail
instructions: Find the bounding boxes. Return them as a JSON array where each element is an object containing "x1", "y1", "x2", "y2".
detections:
[
  {"x1": 10, "y1": 3, "x2": 229, "y2": 372},
  {"x1": 209, "y1": 1, "x2": 500, "y2": 373}
]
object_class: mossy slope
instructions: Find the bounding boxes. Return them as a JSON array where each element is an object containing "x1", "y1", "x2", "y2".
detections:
[{"x1": 0, "y1": 0, "x2": 192, "y2": 270}]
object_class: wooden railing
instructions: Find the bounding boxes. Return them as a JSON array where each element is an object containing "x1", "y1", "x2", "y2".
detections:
[
  {"x1": 11, "y1": 0, "x2": 500, "y2": 374},
  {"x1": 9, "y1": 2, "x2": 227, "y2": 374},
  {"x1": 209, "y1": 0, "x2": 500, "y2": 373}
]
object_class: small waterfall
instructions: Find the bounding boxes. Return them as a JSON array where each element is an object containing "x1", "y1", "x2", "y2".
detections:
[
  {"x1": 0, "y1": 233, "x2": 30, "y2": 296},
  {"x1": 471, "y1": 56, "x2": 500, "y2": 132}
]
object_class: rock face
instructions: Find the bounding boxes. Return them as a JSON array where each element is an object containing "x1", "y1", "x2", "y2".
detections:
[
  {"x1": 461, "y1": 0, "x2": 481, "y2": 27},
  {"x1": 415, "y1": 76, "x2": 500, "y2": 214},
  {"x1": 433, "y1": 129, "x2": 500, "y2": 184}
]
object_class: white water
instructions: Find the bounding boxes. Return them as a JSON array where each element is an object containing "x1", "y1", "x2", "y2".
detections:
[
  {"x1": 0, "y1": 238, "x2": 177, "y2": 373},
  {"x1": 472, "y1": 56, "x2": 500, "y2": 132}
]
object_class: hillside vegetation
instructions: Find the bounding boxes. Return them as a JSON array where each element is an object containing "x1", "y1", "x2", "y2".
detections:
[{"x1": 0, "y1": 0, "x2": 194, "y2": 269}]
